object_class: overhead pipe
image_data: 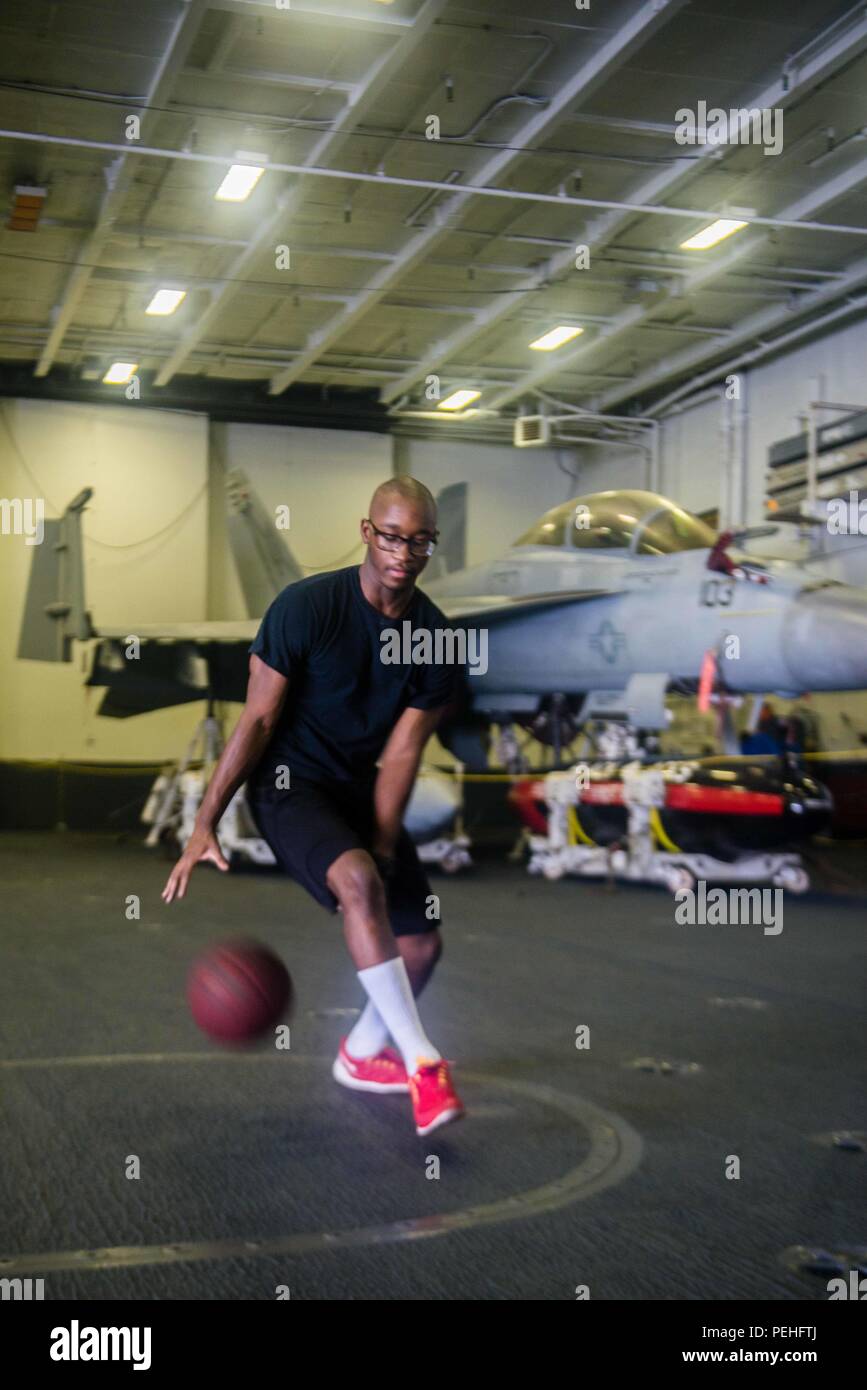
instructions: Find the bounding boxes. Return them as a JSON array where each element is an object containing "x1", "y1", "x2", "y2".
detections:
[
  {"x1": 2, "y1": 128, "x2": 866, "y2": 238},
  {"x1": 646, "y1": 294, "x2": 867, "y2": 420}
]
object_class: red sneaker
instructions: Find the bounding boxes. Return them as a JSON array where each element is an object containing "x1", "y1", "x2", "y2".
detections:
[
  {"x1": 331, "y1": 1039, "x2": 409, "y2": 1094},
  {"x1": 408, "y1": 1059, "x2": 464, "y2": 1136}
]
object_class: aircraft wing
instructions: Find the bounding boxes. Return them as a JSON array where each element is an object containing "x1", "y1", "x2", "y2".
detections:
[
  {"x1": 96, "y1": 621, "x2": 258, "y2": 643},
  {"x1": 96, "y1": 593, "x2": 612, "y2": 637},
  {"x1": 437, "y1": 589, "x2": 618, "y2": 624},
  {"x1": 89, "y1": 594, "x2": 616, "y2": 716},
  {"x1": 86, "y1": 628, "x2": 257, "y2": 717},
  {"x1": 85, "y1": 626, "x2": 257, "y2": 717}
]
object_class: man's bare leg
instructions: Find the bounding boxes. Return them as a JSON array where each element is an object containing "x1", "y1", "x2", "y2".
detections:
[
  {"x1": 398, "y1": 932, "x2": 442, "y2": 996},
  {"x1": 327, "y1": 848, "x2": 396, "y2": 969},
  {"x1": 327, "y1": 849, "x2": 443, "y2": 991},
  {"x1": 327, "y1": 848, "x2": 441, "y2": 1070}
]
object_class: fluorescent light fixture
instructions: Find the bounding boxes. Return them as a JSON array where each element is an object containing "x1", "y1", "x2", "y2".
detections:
[
  {"x1": 680, "y1": 218, "x2": 748, "y2": 251},
  {"x1": 215, "y1": 163, "x2": 265, "y2": 202},
  {"x1": 102, "y1": 361, "x2": 138, "y2": 385},
  {"x1": 529, "y1": 324, "x2": 584, "y2": 351},
  {"x1": 438, "y1": 389, "x2": 482, "y2": 412},
  {"x1": 146, "y1": 288, "x2": 187, "y2": 316}
]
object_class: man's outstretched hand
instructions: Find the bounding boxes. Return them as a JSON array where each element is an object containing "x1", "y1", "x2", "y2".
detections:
[{"x1": 162, "y1": 828, "x2": 230, "y2": 903}]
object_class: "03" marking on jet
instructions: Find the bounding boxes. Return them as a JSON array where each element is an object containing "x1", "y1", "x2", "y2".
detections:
[{"x1": 700, "y1": 578, "x2": 734, "y2": 606}]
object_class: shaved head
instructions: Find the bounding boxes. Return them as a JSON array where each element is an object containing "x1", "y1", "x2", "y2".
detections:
[
  {"x1": 360, "y1": 476, "x2": 438, "y2": 599},
  {"x1": 369, "y1": 476, "x2": 436, "y2": 525}
]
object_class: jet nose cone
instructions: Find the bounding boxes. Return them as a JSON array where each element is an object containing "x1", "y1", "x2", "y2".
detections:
[{"x1": 784, "y1": 584, "x2": 867, "y2": 689}]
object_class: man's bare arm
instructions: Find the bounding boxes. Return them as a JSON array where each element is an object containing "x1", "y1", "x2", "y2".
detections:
[
  {"x1": 162, "y1": 654, "x2": 289, "y2": 903},
  {"x1": 372, "y1": 704, "x2": 449, "y2": 864}
]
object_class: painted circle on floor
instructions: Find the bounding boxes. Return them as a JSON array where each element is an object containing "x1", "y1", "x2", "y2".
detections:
[{"x1": 0, "y1": 1053, "x2": 643, "y2": 1275}]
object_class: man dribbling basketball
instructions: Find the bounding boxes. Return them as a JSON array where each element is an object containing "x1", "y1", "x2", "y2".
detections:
[{"x1": 162, "y1": 477, "x2": 464, "y2": 1136}]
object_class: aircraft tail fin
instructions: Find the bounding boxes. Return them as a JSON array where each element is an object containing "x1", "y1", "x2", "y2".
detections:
[
  {"x1": 225, "y1": 467, "x2": 304, "y2": 616},
  {"x1": 17, "y1": 487, "x2": 94, "y2": 661},
  {"x1": 425, "y1": 482, "x2": 467, "y2": 581}
]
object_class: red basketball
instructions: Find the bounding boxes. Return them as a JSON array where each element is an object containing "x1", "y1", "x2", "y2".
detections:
[{"x1": 187, "y1": 939, "x2": 293, "y2": 1043}]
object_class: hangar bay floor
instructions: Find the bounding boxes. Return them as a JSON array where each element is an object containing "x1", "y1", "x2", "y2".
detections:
[{"x1": 0, "y1": 831, "x2": 864, "y2": 1301}]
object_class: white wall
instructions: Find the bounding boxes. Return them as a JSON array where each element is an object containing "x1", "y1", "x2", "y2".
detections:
[
  {"x1": 3, "y1": 405, "x2": 576, "y2": 763},
  {"x1": 212, "y1": 427, "x2": 572, "y2": 596},
  {"x1": 400, "y1": 438, "x2": 580, "y2": 567},
  {"x1": 555, "y1": 438, "x2": 655, "y2": 502},
  {"x1": 1, "y1": 398, "x2": 209, "y2": 761},
  {"x1": 572, "y1": 316, "x2": 867, "y2": 521},
  {"x1": 210, "y1": 421, "x2": 392, "y2": 619}
]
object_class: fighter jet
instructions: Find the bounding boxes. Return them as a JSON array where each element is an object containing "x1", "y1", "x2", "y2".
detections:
[
  {"x1": 423, "y1": 489, "x2": 867, "y2": 766},
  {"x1": 18, "y1": 486, "x2": 867, "y2": 772}
]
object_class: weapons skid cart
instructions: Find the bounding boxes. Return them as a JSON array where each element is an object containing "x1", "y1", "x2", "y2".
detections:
[
  {"x1": 141, "y1": 700, "x2": 274, "y2": 866},
  {"x1": 526, "y1": 761, "x2": 823, "y2": 894}
]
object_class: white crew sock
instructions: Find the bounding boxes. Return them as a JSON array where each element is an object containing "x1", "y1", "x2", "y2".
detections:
[
  {"x1": 345, "y1": 1000, "x2": 390, "y2": 1059},
  {"x1": 356, "y1": 957, "x2": 441, "y2": 1074}
]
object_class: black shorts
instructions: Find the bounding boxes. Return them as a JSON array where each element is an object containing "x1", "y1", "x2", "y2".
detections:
[{"x1": 249, "y1": 777, "x2": 439, "y2": 937}]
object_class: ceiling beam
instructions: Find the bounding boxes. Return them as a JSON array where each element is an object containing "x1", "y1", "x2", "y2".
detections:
[
  {"x1": 379, "y1": 2, "x2": 867, "y2": 407},
  {"x1": 266, "y1": 0, "x2": 691, "y2": 395},
  {"x1": 33, "y1": 0, "x2": 211, "y2": 379},
  {"x1": 206, "y1": 12, "x2": 244, "y2": 72},
  {"x1": 151, "y1": 0, "x2": 449, "y2": 387},
  {"x1": 486, "y1": 148, "x2": 867, "y2": 412},
  {"x1": 596, "y1": 249, "x2": 867, "y2": 411}
]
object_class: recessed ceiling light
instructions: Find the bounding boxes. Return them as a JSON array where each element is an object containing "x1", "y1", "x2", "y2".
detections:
[
  {"x1": 215, "y1": 163, "x2": 265, "y2": 202},
  {"x1": 680, "y1": 218, "x2": 748, "y2": 251},
  {"x1": 438, "y1": 389, "x2": 482, "y2": 412},
  {"x1": 102, "y1": 362, "x2": 138, "y2": 385},
  {"x1": 145, "y1": 288, "x2": 187, "y2": 316},
  {"x1": 529, "y1": 325, "x2": 584, "y2": 351}
]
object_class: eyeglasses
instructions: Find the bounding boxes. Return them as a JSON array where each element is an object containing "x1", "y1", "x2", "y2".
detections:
[{"x1": 364, "y1": 519, "x2": 439, "y2": 558}]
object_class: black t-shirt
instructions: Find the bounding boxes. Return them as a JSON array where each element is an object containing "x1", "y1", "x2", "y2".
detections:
[{"x1": 248, "y1": 565, "x2": 457, "y2": 789}]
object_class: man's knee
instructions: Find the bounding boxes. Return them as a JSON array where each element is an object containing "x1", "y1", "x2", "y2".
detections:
[
  {"x1": 327, "y1": 849, "x2": 384, "y2": 914},
  {"x1": 426, "y1": 931, "x2": 443, "y2": 967},
  {"x1": 402, "y1": 930, "x2": 442, "y2": 969}
]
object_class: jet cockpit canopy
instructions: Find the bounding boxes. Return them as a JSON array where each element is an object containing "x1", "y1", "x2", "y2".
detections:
[{"x1": 513, "y1": 490, "x2": 716, "y2": 555}]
